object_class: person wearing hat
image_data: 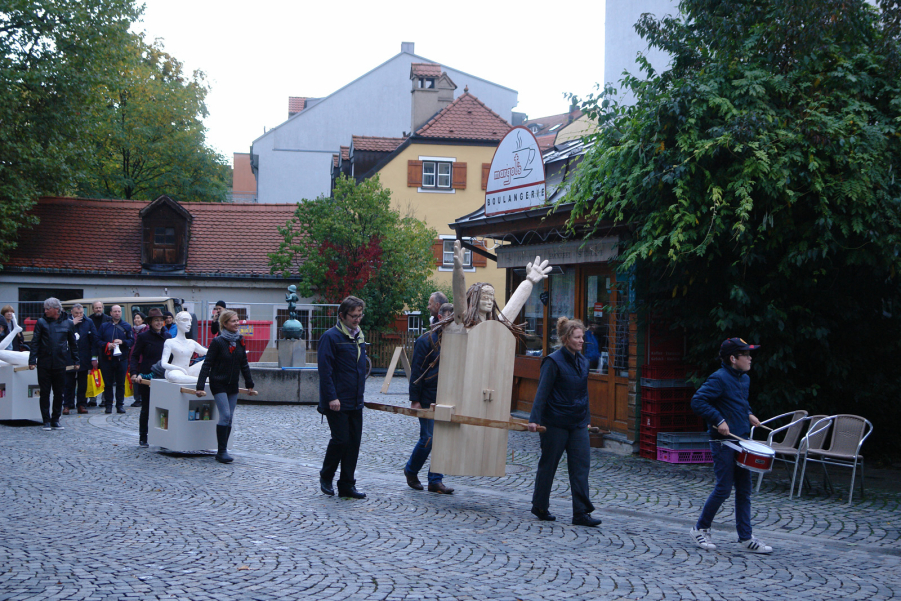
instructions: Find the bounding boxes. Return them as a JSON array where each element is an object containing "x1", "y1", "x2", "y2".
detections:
[
  {"x1": 689, "y1": 337, "x2": 772, "y2": 554},
  {"x1": 210, "y1": 301, "x2": 226, "y2": 338},
  {"x1": 129, "y1": 308, "x2": 171, "y2": 447}
]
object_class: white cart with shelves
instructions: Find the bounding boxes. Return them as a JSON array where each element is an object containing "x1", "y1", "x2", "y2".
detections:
[
  {"x1": 147, "y1": 379, "x2": 217, "y2": 451},
  {"x1": 0, "y1": 365, "x2": 43, "y2": 423}
]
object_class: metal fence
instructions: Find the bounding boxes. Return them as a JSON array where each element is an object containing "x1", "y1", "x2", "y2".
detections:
[{"x1": 0, "y1": 299, "x2": 422, "y2": 368}]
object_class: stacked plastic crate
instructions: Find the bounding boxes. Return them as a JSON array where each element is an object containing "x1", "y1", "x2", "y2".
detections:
[{"x1": 638, "y1": 365, "x2": 704, "y2": 459}]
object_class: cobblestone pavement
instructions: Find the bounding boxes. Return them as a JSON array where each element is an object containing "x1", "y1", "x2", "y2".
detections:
[{"x1": 1, "y1": 376, "x2": 899, "y2": 601}]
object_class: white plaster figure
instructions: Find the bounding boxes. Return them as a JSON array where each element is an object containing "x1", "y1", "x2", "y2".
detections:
[
  {"x1": 0, "y1": 314, "x2": 29, "y2": 366},
  {"x1": 161, "y1": 311, "x2": 207, "y2": 384}
]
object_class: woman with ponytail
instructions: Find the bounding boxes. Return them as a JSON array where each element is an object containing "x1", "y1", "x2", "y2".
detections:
[{"x1": 528, "y1": 316, "x2": 601, "y2": 527}]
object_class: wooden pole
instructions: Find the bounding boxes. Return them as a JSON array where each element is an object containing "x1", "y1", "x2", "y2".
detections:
[
  {"x1": 363, "y1": 401, "x2": 546, "y2": 432},
  {"x1": 179, "y1": 386, "x2": 258, "y2": 396},
  {"x1": 380, "y1": 347, "x2": 404, "y2": 393},
  {"x1": 14, "y1": 365, "x2": 78, "y2": 372}
]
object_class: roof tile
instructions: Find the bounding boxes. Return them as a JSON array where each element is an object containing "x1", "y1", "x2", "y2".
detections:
[
  {"x1": 410, "y1": 63, "x2": 442, "y2": 78},
  {"x1": 415, "y1": 92, "x2": 512, "y2": 141},
  {"x1": 351, "y1": 135, "x2": 406, "y2": 153},
  {"x1": 6, "y1": 197, "x2": 297, "y2": 277}
]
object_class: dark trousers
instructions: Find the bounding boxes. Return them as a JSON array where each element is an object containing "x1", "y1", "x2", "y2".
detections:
[
  {"x1": 532, "y1": 424, "x2": 595, "y2": 516},
  {"x1": 64, "y1": 369, "x2": 90, "y2": 408},
  {"x1": 138, "y1": 383, "x2": 151, "y2": 443},
  {"x1": 321, "y1": 408, "x2": 363, "y2": 489},
  {"x1": 37, "y1": 367, "x2": 66, "y2": 423},
  {"x1": 696, "y1": 441, "x2": 753, "y2": 540},
  {"x1": 404, "y1": 417, "x2": 443, "y2": 485},
  {"x1": 99, "y1": 358, "x2": 127, "y2": 408}
]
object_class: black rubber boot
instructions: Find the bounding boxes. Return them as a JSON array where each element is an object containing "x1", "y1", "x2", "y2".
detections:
[{"x1": 215, "y1": 425, "x2": 233, "y2": 463}]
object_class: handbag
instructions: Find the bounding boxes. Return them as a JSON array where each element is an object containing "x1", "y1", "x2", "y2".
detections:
[{"x1": 86, "y1": 368, "x2": 105, "y2": 398}]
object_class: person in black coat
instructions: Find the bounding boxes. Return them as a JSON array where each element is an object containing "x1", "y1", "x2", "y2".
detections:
[
  {"x1": 317, "y1": 296, "x2": 368, "y2": 499},
  {"x1": 63, "y1": 304, "x2": 98, "y2": 414},
  {"x1": 528, "y1": 317, "x2": 601, "y2": 528},
  {"x1": 195, "y1": 309, "x2": 254, "y2": 463},
  {"x1": 129, "y1": 309, "x2": 170, "y2": 447},
  {"x1": 28, "y1": 297, "x2": 79, "y2": 430},
  {"x1": 404, "y1": 303, "x2": 454, "y2": 494},
  {"x1": 95, "y1": 305, "x2": 134, "y2": 414}
]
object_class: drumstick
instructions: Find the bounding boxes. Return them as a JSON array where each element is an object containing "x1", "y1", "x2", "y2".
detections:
[{"x1": 725, "y1": 432, "x2": 752, "y2": 443}]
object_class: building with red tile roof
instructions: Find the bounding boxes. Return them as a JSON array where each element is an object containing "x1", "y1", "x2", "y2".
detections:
[
  {"x1": 0, "y1": 196, "x2": 304, "y2": 322},
  {"x1": 415, "y1": 91, "x2": 511, "y2": 141}
]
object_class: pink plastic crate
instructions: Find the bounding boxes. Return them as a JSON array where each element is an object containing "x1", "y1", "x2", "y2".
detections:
[{"x1": 656, "y1": 447, "x2": 713, "y2": 464}]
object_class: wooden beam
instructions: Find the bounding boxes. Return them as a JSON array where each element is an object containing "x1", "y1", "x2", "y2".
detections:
[
  {"x1": 380, "y1": 347, "x2": 404, "y2": 393},
  {"x1": 178, "y1": 385, "x2": 257, "y2": 396},
  {"x1": 364, "y1": 401, "x2": 546, "y2": 432}
]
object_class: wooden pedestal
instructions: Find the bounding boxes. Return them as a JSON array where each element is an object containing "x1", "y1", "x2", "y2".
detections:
[
  {"x1": 0, "y1": 365, "x2": 43, "y2": 422},
  {"x1": 430, "y1": 321, "x2": 516, "y2": 477},
  {"x1": 147, "y1": 380, "x2": 217, "y2": 451}
]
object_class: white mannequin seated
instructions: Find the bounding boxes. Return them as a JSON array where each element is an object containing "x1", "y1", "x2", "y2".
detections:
[
  {"x1": 0, "y1": 315, "x2": 29, "y2": 366},
  {"x1": 161, "y1": 311, "x2": 207, "y2": 384}
]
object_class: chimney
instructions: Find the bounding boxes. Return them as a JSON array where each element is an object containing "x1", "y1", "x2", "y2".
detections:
[
  {"x1": 401, "y1": 42, "x2": 414, "y2": 54},
  {"x1": 410, "y1": 64, "x2": 456, "y2": 133}
]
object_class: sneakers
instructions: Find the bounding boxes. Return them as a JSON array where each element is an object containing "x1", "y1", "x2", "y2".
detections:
[
  {"x1": 139, "y1": 440, "x2": 149, "y2": 448},
  {"x1": 42, "y1": 422, "x2": 52, "y2": 431},
  {"x1": 51, "y1": 421, "x2": 64, "y2": 430},
  {"x1": 740, "y1": 537, "x2": 773, "y2": 554},
  {"x1": 690, "y1": 527, "x2": 716, "y2": 551}
]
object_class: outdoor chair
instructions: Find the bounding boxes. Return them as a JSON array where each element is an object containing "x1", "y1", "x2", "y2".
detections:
[
  {"x1": 750, "y1": 410, "x2": 808, "y2": 494},
  {"x1": 796, "y1": 415, "x2": 872, "y2": 505},
  {"x1": 792, "y1": 415, "x2": 830, "y2": 498}
]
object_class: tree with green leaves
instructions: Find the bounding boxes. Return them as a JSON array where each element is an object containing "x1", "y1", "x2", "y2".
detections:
[
  {"x1": 0, "y1": 0, "x2": 139, "y2": 266},
  {"x1": 269, "y1": 175, "x2": 438, "y2": 331},
  {"x1": 568, "y1": 0, "x2": 901, "y2": 450},
  {"x1": 76, "y1": 35, "x2": 229, "y2": 202}
]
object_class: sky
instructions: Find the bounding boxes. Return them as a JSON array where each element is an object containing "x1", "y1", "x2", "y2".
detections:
[{"x1": 135, "y1": 0, "x2": 607, "y2": 167}]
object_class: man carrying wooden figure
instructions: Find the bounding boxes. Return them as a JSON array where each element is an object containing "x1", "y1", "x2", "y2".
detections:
[
  {"x1": 405, "y1": 302, "x2": 456, "y2": 494},
  {"x1": 427, "y1": 241, "x2": 552, "y2": 477}
]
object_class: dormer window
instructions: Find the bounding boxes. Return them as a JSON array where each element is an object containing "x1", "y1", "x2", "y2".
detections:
[
  {"x1": 417, "y1": 77, "x2": 435, "y2": 89},
  {"x1": 139, "y1": 195, "x2": 192, "y2": 273}
]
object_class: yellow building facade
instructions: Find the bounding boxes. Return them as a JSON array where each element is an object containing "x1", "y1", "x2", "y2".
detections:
[{"x1": 377, "y1": 141, "x2": 506, "y2": 293}]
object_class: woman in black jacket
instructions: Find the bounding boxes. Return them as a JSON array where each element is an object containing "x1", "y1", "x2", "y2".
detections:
[
  {"x1": 129, "y1": 309, "x2": 170, "y2": 447},
  {"x1": 527, "y1": 317, "x2": 601, "y2": 528},
  {"x1": 195, "y1": 310, "x2": 254, "y2": 463}
]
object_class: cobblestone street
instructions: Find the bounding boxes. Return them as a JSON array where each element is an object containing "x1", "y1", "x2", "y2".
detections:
[{"x1": 2, "y1": 377, "x2": 899, "y2": 601}]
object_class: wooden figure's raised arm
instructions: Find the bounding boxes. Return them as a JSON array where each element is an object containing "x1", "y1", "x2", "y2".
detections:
[
  {"x1": 501, "y1": 256, "x2": 551, "y2": 323},
  {"x1": 452, "y1": 240, "x2": 467, "y2": 325}
]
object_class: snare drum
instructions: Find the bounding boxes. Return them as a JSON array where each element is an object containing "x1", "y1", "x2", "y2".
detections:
[{"x1": 726, "y1": 440, "x2": 775, "y2": 474}]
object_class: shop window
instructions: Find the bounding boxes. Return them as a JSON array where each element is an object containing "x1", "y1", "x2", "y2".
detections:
[
  {"x1": 585, "y1": 274, "x2": 611, "y2": 374},
  {"x1": 521, "y1": 278, "x2": 545, "y2": 356},
  {"x1": 549, "y1": 269, "x2": 575, "y2": 352}
]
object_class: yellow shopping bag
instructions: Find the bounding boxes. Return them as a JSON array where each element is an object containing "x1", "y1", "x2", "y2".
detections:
[
  {"x1": 124, "y1": 372, "x2": 133, "y2": 398},
  {"x1": 86, "y1": 368, "x2": 105, "y2": 398}
]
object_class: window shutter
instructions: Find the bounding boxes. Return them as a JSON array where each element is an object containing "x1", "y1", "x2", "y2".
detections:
[
  {"x1": 472, "y1": 239, "x2": 488, "y2": 267},
  {"x1": 452, "y1": 162, "x2": 467, "y2": 189},
  {"x1": 408, "y1": 160, "x2": 423, "y2": 187},
  {"x1": 481, "y1": 163, "x2": 490, "y2": 190},
  {"x1": 432, "y1": 239, "x2": 444, "y2": 266}
]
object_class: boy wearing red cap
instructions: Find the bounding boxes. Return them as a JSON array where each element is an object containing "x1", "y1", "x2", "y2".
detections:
[{"x1": 689, "y1": 337, "x2": 773, "y2": 554}]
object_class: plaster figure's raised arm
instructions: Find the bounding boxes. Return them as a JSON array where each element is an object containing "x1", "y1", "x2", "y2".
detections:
[
  {"x1": 500, "y1": 256, "x2": 551, "y2": 323},
  {"x1": 452, "y1": 240, "x2": 467, "y2": 326}
]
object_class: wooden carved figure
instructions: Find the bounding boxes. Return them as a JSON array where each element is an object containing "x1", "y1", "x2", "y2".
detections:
[{"x1": 430, "y1": 240, "x2": 551, "y2": 476}]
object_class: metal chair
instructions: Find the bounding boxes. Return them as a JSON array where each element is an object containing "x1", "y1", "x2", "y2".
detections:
[
  {"x1": 750, "y1": 410, "x2": 808, "y2": 494},
  {"x1": 792, "y1": 415, "x2": 831, "y2": 499},
  {"x1": 796, "y1": 415, "x2": 873, "y2": 504}
]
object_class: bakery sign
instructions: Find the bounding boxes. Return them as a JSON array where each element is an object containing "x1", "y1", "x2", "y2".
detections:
[{"x1": 485, "y1": 126, "x2": 546, "y2": 216}]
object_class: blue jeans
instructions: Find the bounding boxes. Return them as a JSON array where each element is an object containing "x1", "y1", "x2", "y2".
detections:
[
  {"x1": 405, "y1": 417, "x2": 443, "y2": 485},
  {"x1": 696, "y1": 441, "x2": 753, "y2": 541}
]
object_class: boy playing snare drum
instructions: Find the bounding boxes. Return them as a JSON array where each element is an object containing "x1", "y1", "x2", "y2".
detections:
[{"x1": 689, "y1": 338, "x2": 773, "y2": 554}]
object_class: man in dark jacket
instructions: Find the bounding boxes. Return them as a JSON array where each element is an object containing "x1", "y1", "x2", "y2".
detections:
[
  {"x1": 404, "y1": 303, "x2": 454, "y2": 494},
  {"x1": 210, "y1": 300, "x2": 226, "y2": 337},
  {"x1": 130, "y1": 308, "x2": 169, "y2": 447},
  {"x1": 689, "y1": 337, "x2": 772, "y2": 554},
  {"x1": 28, "y1": 297, "x2": 79, "y2": 430},
  {"x1": 317, "y1": 296, "x2": 368, "y2": 499},
  {"x1": 88, "y1": 301, "x2": 111, "y2": 331},
  {"x1": 96, "y1": 304, "x2": 133, "y2": 414},
  {"x1": 63, "y1": 304, "x2": 98, "y2": 415}
]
